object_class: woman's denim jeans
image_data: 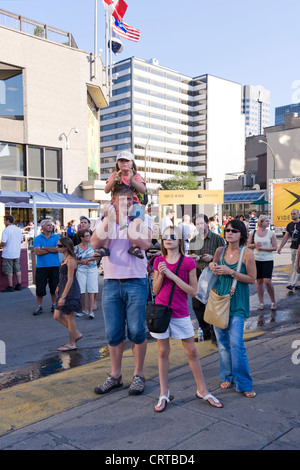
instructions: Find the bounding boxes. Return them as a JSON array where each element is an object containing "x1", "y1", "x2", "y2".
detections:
[{"x1": 214, "y1": 316, "x2": 253, "y2": 392}]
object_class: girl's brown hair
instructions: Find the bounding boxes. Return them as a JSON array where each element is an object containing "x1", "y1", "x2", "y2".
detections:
[
  {"x1": 59, "y1": 236, "x2": 76, "y2": 259},
  {"x1": 161, "y1": 226, "x2": 185, "y2": 257}
]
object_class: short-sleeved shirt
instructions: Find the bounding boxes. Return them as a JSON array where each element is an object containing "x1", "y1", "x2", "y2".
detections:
[
  {"x1": 95, "y1": 215, "x2": 152, "y2": 279},
  {"x1": 106, "y1": 172, "x2": 145, "y2": 204},
  {"x1": 74, "y1": 242, "x2": 97, "y2": 272},
  {"x1": 189, "y1": 230, "x2": 225, "y2": 276},
  {"x1": 153, "y1": 255, "x2": 196, "y2": 318},
  {"x1": 33, "y1": 233, "x2": 60, "y2": 268},
  {"x1": 1, "y1": 224, "x2": 23, "y2": 259},
  {"x1": 286, "y1": 221, "x2": 300, "y2": 250}
]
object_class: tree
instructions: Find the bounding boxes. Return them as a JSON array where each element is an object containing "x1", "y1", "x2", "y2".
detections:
[{"x1": 160, "y1": 171, "x2": 199, "y2": 190}]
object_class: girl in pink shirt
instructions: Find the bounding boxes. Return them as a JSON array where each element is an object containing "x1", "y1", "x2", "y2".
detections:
[
  {"x1": 104, "y1": 150, "x2": 146, "y2": 259},
  {"x1": 151, "y1": 226, "x2": 223, "y2": 412}
]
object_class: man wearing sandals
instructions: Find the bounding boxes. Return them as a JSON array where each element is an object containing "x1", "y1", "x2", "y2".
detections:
[{"x1": 91, "y1": 185, "x2": 152, "y2": 396}]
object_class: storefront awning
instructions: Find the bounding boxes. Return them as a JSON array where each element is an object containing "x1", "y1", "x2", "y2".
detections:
[
  {"x1": 224, "y1": 191, "x2": 267, "y2": 204},
  {"x1": 0, "y1": 191, "x2": 99, "y2": 209}
]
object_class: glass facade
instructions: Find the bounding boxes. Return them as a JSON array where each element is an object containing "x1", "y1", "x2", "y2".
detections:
[
  {"x1": 275, "y1": 103, "x2": 300, "y2": 125},
  {"x1": 0, "y1": 141, "x2": 62, "y2": 192}
]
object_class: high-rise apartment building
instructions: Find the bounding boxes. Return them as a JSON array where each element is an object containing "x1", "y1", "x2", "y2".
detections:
[
  {"x1": 100, "y1": 57, "x2": 246, "y2": 191},
  {"x1": 243, "y1": 85, "x2": 270, "y2": 137}
]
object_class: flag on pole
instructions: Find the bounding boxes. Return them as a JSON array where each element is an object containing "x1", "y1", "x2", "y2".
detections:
[
  {"x1": 112, "y1": 17, "x2": 141, "y2": 42},
  {"x1": 109, "y1": 30, "x2": 124, "y2": 55},
  {"x1": 101, "y1": 0, "x2": 127, "y2": 22}
]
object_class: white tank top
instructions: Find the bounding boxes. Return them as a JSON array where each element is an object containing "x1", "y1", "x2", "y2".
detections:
[{"x1": 253, "y1": 230, "x2": 274, "y2": 261}]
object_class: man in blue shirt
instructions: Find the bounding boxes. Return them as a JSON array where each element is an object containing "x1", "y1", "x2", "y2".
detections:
[{"x1": 33, "y1": 219, "x2": 60, "y2": 315}]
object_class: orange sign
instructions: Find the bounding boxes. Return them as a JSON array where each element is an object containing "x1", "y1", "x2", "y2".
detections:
[{"x1": 272, "y1": 182, "x2": 300, "y2": 227}]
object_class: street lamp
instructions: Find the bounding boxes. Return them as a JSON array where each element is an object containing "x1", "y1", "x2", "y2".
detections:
[
  {"x1": 59, "y1": 127, "x2": 79, "y2": 150},
  {"x1": 258, "y1": 139, "x2": 276, "y2": 179},
  {"x1": 144, "y1": 131, "x2": 173, "y2": 182}
]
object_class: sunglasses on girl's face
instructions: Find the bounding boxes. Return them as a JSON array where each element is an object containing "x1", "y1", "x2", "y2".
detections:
[
  {"x1": 57, "y1": 244, "x2": 65, "y2": 247},
  {"x1": 224, "y1": 228, "x2": 240, "y2": 234},
  {"x1": 162, "y1": 234, "x2": 178, "y2": 240}
]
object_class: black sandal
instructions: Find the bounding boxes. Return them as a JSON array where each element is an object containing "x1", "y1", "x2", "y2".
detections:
[
  {"x1": 128, "y1": 246, "x2": 144, "y2": 259},
  {"x1": 94, "y1": 247, "x2": 110, "y2": 258}
]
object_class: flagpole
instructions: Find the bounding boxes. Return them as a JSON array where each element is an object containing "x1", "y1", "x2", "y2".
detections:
[
  {"x1": 105, "y1": 11, "x2": 108, "y2": 87},
  {"x1": 94, "y1": 0, "x2": 98, "y2": 79},
  {"x1": 109, "y1": 13, "x2": 112, "y2": 97}
]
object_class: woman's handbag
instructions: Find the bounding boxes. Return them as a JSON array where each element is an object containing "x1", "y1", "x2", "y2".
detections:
[
  {"x1": 146, "y1": 255, "x2": 184, "y2": 333},
  {"x1": 204, "y1": 247, "x2": 246, "y2": 329}
]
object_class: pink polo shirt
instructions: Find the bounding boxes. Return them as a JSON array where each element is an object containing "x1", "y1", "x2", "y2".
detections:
[{"x1": 95, "y1": 215, "x2": 152, "y2": 279}]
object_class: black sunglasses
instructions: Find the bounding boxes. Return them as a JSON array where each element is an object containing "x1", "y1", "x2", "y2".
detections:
[
  {"x1": 224, "y1": 228, "x2": 240, "y2": 234},
  {"x1": 162, "y1": 234, "x2": 178, "y2": 240},
  {"x1": 57, "y1": 244, "x2": 65, "y2": 247}
]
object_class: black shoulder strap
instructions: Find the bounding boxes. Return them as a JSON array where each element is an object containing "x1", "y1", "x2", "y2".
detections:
[{"x1": 168, "y1": 255, "x2": 184, "y2": 306}]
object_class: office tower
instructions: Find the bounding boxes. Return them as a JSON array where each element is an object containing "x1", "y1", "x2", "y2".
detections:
[
  {"x1": 275, "y1": 103, "x2": 300, "y2": 125},
  {"x1": 100, "y1": 57, "x2": 246, "y2": 191},
  {"x1": 243, "y1": 85, "x2": 270, "y2": 137}
]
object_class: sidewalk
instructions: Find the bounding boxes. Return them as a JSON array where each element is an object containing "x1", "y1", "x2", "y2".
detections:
[{"x1": 0, "y1": 246, "x2": 299, "y2": 450}]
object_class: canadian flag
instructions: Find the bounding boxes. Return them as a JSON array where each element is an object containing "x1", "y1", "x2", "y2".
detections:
[{"x1": 101, "y1": 0, "x2": 128, "y2": 22}]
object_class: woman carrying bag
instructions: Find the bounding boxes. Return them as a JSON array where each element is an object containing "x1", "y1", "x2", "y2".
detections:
[
  {"x1": 209, "y1": 219, "x2": 257, "y2": 398},
  {"x1": 151, "y1": 226, "x2": 223, "y2": 412}
]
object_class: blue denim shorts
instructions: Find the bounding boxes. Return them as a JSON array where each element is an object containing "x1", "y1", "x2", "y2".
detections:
[{"x1": 102, "y1": 278, "x2": 148, "y2": 346}]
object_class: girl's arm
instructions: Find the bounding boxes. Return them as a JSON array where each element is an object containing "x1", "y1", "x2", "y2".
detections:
[
  {"x1": 130, "y1": 178, "x2": 146, "y2": 194},
  {"x1": 104, "y1": 172, "x2": 120, "y2": 194},
  {"x1": 258, "y1": 233, "x2": 277, "y2": 252},
  {"x1": 152, "y1": 269, "x2": 165, "y2": 295},
  {"x1": 159, "y1": 262, "x2": 198, "y2": 297},
  {"x1": 247, "y1": 232, "x2": 255, "y2": 249}
]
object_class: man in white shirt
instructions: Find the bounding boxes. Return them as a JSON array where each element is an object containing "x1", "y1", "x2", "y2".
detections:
[
  {"x1": 160, "y1": 208, "x2": 174, "y2": 236},
  {"x1": 1, "y1": 215, "x2": 23, "y2": 292}
]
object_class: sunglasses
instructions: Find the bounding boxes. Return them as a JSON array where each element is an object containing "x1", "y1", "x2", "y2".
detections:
[
  {"x1": 224, "y1": 228, "x2": 240, "y2": 234},
  {"x1": 57, "y1": 244, "x2": 65, "y2": 247},
  {"x1": 162, "y1": 234, "x2": 178, "y2": 240}
]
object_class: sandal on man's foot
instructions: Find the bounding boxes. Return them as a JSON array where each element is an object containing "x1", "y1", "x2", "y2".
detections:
[
  {"x1": 258, "y1": 303, "x2": 264, "y2": 310},
  {"x1": 94, "y1": 247, "x2": 110, "y2": 258},
  {"x1": 195, "y1": 391, "x2": 223, "y2": 408},
  {"x1": 94, "y1": 374, "x2": 123, "y2": 395},
  {"x1": 154, "y1": 391, "x2": 174, "y2": 413},
  {"x1": 128, "y1": 246, "x2": 144, "y2": 259}
]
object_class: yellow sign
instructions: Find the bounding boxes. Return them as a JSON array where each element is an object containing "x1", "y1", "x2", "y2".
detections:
[
  {"x1": 272, "y1": 182, "x2": 300, "y2": 227},
  {"x1": 159, "y1": 190, "x2": 224, "y2": 205}
]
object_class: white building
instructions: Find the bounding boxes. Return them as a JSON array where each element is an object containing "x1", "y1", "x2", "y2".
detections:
[
  {"x1": 243, "y1": 85, "x2": 270, "y2": 138},
  {"x1": 100, "y1": 57, "x2": 248, "y2": 192}
]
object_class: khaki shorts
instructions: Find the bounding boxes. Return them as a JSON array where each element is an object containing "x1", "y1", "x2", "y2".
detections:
[{"x1": 2, "y1": 258, "x2": 21, "y2": 275}]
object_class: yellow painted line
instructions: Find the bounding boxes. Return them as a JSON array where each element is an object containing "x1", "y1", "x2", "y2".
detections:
[{"x1": 0, "y1": 329, "x2": 264, "y2": 437}]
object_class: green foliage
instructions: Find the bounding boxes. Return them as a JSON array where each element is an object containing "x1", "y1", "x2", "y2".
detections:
[{"x1": 160, "y1": 171, "x2": 199, "y2": 190}]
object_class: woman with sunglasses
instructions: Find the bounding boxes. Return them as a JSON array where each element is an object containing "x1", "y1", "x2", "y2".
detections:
[
  {"x1": 151, "y1": 226, "x2": 223, "y2": 412},
  {"x1": 209, "y1": 219, "x2": 257, "y2": 398},
  {"x1": 53, "y1": 237, "x2": 83, "y2": 351},
  {"x1": 74, "y1": 229, "x2": 99, "y2": 319}
]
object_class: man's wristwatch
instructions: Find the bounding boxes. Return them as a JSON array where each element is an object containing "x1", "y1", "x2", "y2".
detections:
[{"x1": 61, "y1": 297, "x2": 66, "y2": 300}]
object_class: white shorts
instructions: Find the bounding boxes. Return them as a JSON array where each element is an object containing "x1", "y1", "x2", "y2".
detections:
[
  {"x1": 77, "y1": 268, "x2": 99, "y2": 294},
  {"x1": 150, "y1": 316, "x2": 195, "y2": 340}
]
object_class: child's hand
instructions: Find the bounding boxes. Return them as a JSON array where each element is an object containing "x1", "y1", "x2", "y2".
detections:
[{"x1": 158, "y1": 262, "x2": 175, "y2": 280}]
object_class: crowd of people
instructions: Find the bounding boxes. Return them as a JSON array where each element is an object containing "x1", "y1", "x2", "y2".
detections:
[{"x1": 1, "y1": 150, "x2": 300, "y2": 412}]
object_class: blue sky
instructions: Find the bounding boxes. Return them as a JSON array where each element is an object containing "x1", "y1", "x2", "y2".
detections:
[{"x1": 1, "y1": 0, "x2": 300, "y2": 124}]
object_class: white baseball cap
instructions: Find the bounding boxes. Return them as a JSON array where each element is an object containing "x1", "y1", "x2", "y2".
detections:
[{"x1": 116, "y1": 150, "x2": 135, "y2": 162}]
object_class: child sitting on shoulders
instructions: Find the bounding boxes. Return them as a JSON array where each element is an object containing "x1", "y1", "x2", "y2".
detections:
[{"x1": 101, "y1": 150, "x2": 147, "y2": 259}]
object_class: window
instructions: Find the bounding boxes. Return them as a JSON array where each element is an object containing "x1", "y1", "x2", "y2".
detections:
[
  {"x1": 0, "y1": 142, "x2": 24, "y2": 176},
  {"x1": 0, "y1": 141, "x2": 62, "y2": 192},
  {"x1": 0, "y1": 63, "x2": 23, "y2": 119}
]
